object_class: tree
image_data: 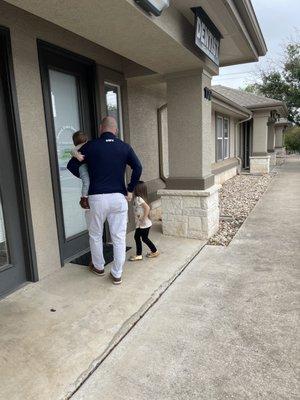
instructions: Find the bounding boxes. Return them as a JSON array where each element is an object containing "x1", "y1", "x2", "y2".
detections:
[
  {"x1": 284, "y1": 126, "x2": 300, "y2": 152},
  {"x1": 244, "y1": 42, "x2": 300, "y2": 125}
]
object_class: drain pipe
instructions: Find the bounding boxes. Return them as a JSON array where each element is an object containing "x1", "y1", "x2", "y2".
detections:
[{"x1": 235, "y1": 113, "x2": 253, "y2": 174}]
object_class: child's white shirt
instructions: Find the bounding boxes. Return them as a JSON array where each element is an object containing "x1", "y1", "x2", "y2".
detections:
[{"x1": 133, "y1": 196, "x2": 152, "y2": 229}]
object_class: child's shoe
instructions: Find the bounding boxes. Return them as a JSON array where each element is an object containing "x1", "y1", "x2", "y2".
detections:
[
  {"x1": 146, "y1": 251, "x2": 159, "y2": 258},
  {"x1": 129, "y1": 255, "x2": 143, "y2": 261}
]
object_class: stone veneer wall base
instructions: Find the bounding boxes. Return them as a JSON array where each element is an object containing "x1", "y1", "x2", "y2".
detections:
[
  {"x1": 250, "y1": 155, "x2": 270, "y2": 174},
  {"x1": 158, "y1": 184, "x2": 221, "y2": 240},
  {"x1": 214, "y1": 167, "x2": 237, "y2": 185}
]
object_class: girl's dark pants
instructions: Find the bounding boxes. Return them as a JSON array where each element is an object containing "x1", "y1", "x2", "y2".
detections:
[{"x1": 134, "y1": 227, "x2": 157, "y2": 256}]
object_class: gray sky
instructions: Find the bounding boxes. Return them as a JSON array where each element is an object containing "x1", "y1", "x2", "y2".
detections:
[{"x1": 212, "y1": 0, "x2": 300, "y2": 88}]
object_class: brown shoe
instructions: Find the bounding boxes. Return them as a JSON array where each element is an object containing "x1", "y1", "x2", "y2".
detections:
[
  {"x1": 146, "y1": 251, "x2": 159, "y2": 258},
  {"x1": 89, "y1": 263, "x2": 105, "y2": 276},
  {"x1": 110, "y1": 272, "x2": 122, "y2": 285},
  {"x1": 80, "y1": 197, "x2": 90, "y2": 209}
]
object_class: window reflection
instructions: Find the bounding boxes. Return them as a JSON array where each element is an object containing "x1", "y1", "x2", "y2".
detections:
[{"x1": 0, "y1": 199, "x2": 8, "y2": 267}]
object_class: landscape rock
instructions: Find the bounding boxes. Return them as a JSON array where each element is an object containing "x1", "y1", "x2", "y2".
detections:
[{"x1": 208, "y1": 173, "x2": 275, "y2": 246}]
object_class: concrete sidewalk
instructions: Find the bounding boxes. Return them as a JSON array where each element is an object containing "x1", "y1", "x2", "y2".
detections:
[
  {"x1": 0, "y1": 223, "x2": 205, "y2": 400},
  {"x1": 73, "y1": 157, "x2": 300, "y2": 400}
]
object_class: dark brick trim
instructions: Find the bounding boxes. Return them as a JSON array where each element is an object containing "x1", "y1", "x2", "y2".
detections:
[
  {"x1": 165, "y1": 174, "x2": 215, "y2": 190},
  {"x1": 252, "y1": 152, "x2": 269, "y2": 156},
  {"x1": 146, "y1": 178, "x2": 166, "y2": 202}
]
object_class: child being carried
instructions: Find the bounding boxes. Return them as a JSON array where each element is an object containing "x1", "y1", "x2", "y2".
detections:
[{"x1": 71, "y1": 131, "x2": 90, "y2": 209}]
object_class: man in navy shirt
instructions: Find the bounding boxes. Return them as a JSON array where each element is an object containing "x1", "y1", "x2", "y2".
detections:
[{"x1": 67, "y1": 116, "x2": 142, "y2": 284}]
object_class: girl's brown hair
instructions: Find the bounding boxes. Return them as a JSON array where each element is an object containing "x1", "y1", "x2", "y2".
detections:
[
  {"x1": 134, "y1": 181, "x2": 148, "y2": 203},
  {"x1": 72, "y1": 131, "x2": 88, "y2": 146}
]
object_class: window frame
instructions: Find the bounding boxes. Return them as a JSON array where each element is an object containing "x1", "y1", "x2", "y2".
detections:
[{"x1": 215, "y1": 114, "x2": 230, "y2": 162}]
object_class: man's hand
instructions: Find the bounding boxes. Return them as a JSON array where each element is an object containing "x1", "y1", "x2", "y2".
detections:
[{"x1": 126, "y1": 192, "x2": 133, "y2": 202}]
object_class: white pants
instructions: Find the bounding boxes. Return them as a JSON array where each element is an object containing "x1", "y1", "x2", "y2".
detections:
[{"x1": 87, "y1": 193, "x2": 128, "y2": 278}]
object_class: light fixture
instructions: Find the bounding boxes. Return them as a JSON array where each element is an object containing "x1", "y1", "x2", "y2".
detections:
[{"x1": 134, "y1": 0, "x2": 170, "y2": 17}]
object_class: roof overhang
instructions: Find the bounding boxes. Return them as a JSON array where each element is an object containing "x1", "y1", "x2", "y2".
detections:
[
  {"x1": 231, "y1": 0, "x2": 267, "y2": 57},
  {"x1": 212, "y1": 89, "x2": 252, "y2": 119},
  {"x1": 172, "y1": 0, "x2": 267, "y2": 66},
  {"x1": 5, "y1": 0, "x2": 266, "y2": 75},
  {"x1": 250, "y1": 103, "x2": 288, "y2": 118}
]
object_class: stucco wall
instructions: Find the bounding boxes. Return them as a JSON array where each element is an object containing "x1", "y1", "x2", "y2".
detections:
[
  {"x1": 253, "y1": 112, "x2": 269, "y2": 154},
  {"x1": 211, "y1": 109, "x2": 216, "y2": 161},
  {"x1": 230, "y1": 118, "x2": 235, "y2": 157},
  {"x1": 127, "y1": 81, "x2": 166, "y2": 183},
  {"x1": 0, "y1": 2, "x2": 136, "y2": 278},
  {"x1": 236, "y1": 124, "x2": 242, "y2": 158}
]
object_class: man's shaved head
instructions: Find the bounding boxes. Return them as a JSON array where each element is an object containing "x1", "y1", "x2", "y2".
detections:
[{"x1": 100, "y1": 116, "x2": 118, "y2": 135}]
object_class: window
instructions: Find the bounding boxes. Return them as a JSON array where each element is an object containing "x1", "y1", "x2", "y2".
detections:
[
  {"x1": 223, "y1": 117, "x2": 229, "y2": 159},
  {"x1": 216, "y1": 115, "x2": 230, "y2": 161},
  {"x1": 104, "y1": 83, "x2": 123, "y2": 139}
]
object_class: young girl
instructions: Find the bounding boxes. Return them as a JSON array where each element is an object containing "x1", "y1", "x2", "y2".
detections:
[
  {"x1": 129, "y1": 181, "x2": 159, "y2": 261},
  {"x1": 71, "y1": 131, "x2": 90, "y2": 209}
]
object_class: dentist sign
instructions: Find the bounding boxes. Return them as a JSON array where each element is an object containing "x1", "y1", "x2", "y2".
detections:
[{"x1": 192, "y1": 7, "x2": 222, "y2": 66}]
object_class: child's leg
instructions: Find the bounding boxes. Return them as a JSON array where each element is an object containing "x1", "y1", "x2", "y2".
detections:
[
  {"x1": 140, "y1": 227, "x2": 157, "y2": 253},
  {"x1": 79, "y1": 164, "x2": 90, "y2": 197},
  {"x1": 134, "y1": 228, "x2": 143, "y2": 256}
]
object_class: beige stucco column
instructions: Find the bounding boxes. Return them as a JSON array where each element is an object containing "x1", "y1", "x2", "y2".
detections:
[
  {"x1": 275, "y1": 125, "x2": 285, "y2": 148},
  {"x1": 267, "y1": 122, "x2": 275, "y2": 151},
  {"x1": 250, "y1": 111, "x2": 271, "y2": 174},
  {"x1": 274, "y1": 125, "x2": 287, "y2": 156},
  {"x1": 158, "y1": 69, "x2": 220, "y2": 240},
  {"x1": 267, "y1": 122, "x2": 276, "y2": 165}
]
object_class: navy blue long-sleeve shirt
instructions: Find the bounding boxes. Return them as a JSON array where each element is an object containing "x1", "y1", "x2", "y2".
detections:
[{"x1": 67, "y1": 132, "x2": 142, "y2": 195}]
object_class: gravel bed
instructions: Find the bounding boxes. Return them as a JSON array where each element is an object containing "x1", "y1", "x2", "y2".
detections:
[{"x1": 208, "y1": 173, "x2": 275, "y2": 246}]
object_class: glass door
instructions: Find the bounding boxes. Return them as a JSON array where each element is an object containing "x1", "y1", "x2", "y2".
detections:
[
  {"x1": 39, "y1": 43, "x2": 97, "y2": 262},
  {"x1": 0, "y1": 37, "x2": 28, "y2": 295},
  {"x1": 49, "y1": 69, "x2": 87, "y2": 239}
]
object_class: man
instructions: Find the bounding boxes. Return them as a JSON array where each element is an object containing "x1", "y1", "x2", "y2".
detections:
[{"x1": 67, "y1": 116, "x2": 142, "y2": 285}]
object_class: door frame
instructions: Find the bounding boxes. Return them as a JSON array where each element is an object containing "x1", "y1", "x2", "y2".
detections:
[
  {"x1": 0, "y1": 26, "x2": 38, "y2": 285},
  {"x1": 241, "y1": 120, "x2": 252, "y2": 169},
  {"x1": 37, "y1": 41, "x2": 99, "y2": 264}
]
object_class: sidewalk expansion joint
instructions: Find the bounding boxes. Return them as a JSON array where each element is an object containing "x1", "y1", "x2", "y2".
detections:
[{"x1": 63, "y1": 242, "x2": 206, "y2": 400}]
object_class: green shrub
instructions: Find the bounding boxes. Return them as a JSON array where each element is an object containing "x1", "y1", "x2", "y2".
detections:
[{"x1": 284, "y1": 127, "x2": 300, "y2": 152}]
